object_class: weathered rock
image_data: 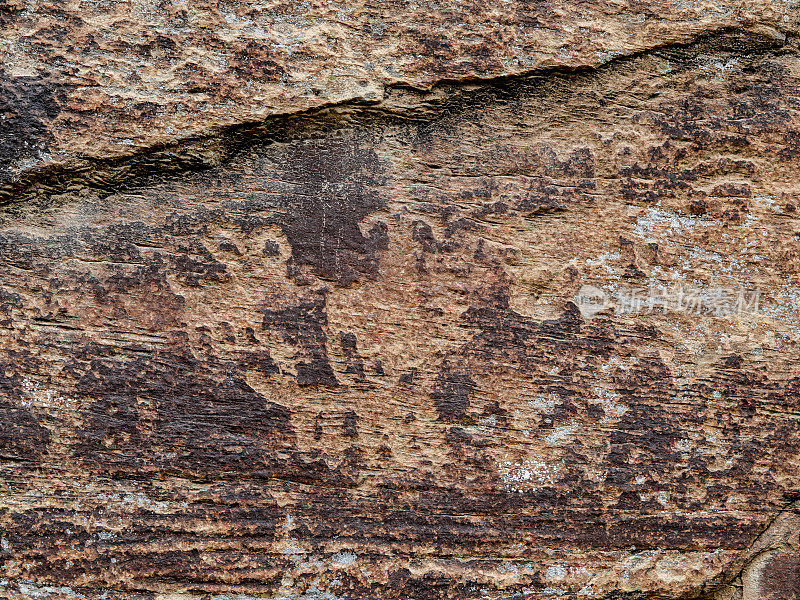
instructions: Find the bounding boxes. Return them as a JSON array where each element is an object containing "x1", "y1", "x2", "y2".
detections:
[
  {"x1": 0, "y1": 4, "x2": 799, "y2": 600},
  {"x1": 0, "y1": 1, "x2": 798, "y2": 193}
]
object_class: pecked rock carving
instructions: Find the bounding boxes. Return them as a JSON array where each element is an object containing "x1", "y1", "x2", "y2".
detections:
[{"x1": 0, "y1": 7, "x2": 799, "y2": 600}]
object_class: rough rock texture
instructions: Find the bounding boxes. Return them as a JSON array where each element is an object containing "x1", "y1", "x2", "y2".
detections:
[
  {"x1": 1, "y1": 0, "x2": 799, "y2": 193},
  {"x1": 1, "y1": 2, "x2": 800, "y2": 600}
]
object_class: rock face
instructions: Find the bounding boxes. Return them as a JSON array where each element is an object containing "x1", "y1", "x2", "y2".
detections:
[{"x1": 1, "y1": 2, "x2": 800, "y2": 599}]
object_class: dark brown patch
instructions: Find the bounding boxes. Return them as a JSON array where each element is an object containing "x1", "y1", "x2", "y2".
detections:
[
  {"x1": 759, "y1": 552, "x2": 800, "y2": 600},
  {"x1": 431, "y1": 371, "x2": 475, "y2": 423},
  {"x1": 342, "y1": 410, "x2": 359, "y2": 437},
  {"x1": 275, "y1": 134, "x2": 389, "y2": 285},
  {"x1": 0, "y1": 374, "x2": 50, "y2": 462},
  {"x1": 0, "y1": 67, "x2": 62, "y2": 187},
  {"x1": 262, "y1": 289, "x2": 338, "y2": 386},
  {"x1": 73, "y1": 348, "x2": 294, "y2": 478},
  {"x1": 340, "y1": 331, "x2": 365, "y2": 379}
]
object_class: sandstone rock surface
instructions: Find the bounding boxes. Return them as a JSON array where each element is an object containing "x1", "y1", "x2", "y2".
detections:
[{"x1": 1, "y1": 2, "x2": 800, "y2": 599}]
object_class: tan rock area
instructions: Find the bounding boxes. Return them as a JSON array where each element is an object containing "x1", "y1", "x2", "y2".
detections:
[
  {"x1": 0, "y1": 0, "x2": 798, "y2": 188},
  {"x1": 0, "y1": 3, "x2": 799, "y2": 600}
]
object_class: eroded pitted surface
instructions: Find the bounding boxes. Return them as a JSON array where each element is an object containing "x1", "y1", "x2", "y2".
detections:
[
  {"x1": 0, "y1": 0, "x2": 799, "y2": 188},
  {"x1": 0, "y1": 24, "x2": 799, "y2": 600}
]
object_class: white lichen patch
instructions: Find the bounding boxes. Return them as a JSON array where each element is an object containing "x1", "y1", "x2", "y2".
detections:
[
  {"x1": 330, "y1": 551, "x2": 357, "y2": 566},
  {"x1": 497, "y1": 457, "x2": 561, "y2": 492},
  {"x1": 527, "y1": 393, "x2": 558, "y2": 412},
  {"x1": 545, "y1": 421, "x2": 578, "y2": 444},
  {"x1": 16, "y1": 582, "x2": 85, "y2": 599},
  {"x1": 95, "y1": 491, "x2": 185, "y2": 514},
  {"x1": 633, "y1": 207, "x2": 720, "y2": 240},
  {"x1": 591, "y1": 387, "x2": 628, "y2": 424},
  {"x1": 545, "y1": 564, "x2": 568, "y2": 580},
  {"x1": 20, "y1": 378, "x2": 73, "y2": 409}
]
